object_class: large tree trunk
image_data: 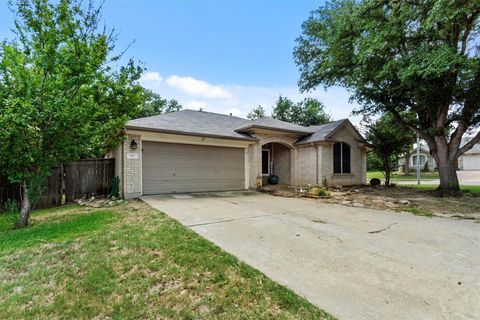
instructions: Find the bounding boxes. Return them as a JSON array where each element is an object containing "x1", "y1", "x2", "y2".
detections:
[
  {"x1": 437, "y1": 157, "x2": 460, "y2": 194},
  {"x1": 434, "y1": 140, "x2": 460, "y2": 195},
  {"x1": 15, "y1": 180, "x2": 32, "y2": 229}
]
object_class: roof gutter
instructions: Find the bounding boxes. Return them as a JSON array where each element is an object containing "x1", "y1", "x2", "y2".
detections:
[
  {"x1": 235, "y1": 124, "x2": 314, "y2": 135},
  {"x1": 294, "y1": 138, "x2": 337, "y2": 146}
]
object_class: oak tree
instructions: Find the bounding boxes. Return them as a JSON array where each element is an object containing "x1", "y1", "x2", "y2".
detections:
[
  {"x1": 0, "y1": 0, "x2": 143, "y2": 228},
  {"x1": 295, "y1": 0, "x2": 480, "y2": 194}
]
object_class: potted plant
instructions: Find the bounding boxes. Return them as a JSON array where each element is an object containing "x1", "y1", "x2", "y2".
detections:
[{"x1": 268, "y1": 161, "x2": 279, "y2": 184}]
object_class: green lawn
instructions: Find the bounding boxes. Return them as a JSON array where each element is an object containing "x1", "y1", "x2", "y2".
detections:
[
  {"x1": 367, "y1": 171, "x2": 439, "y2": 181},
  {"x1": 0, "y1": 201, "x2": 333, "y2": 319},
  {"x1": 400, "y1": 184, "x2": 480, "y2": 194}
]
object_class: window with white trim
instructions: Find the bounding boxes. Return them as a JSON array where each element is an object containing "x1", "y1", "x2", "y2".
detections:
[
  {"x1": 412, "y1": 155, "x2": 426, "y2": 166},
  {"x1": 333, "y1": 142, "x2": 351, "y2": 174}
]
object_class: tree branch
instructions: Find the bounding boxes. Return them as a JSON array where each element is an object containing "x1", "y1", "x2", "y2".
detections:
[
  {"x1": 457, "y1": 131, "x2": 480, "y2": 156},
  {"x1": 449, "y1": 120, "x2": 468, "y2": 157},
  {"x1": 460, "y1": 10, "x2": 479, "y2": 55}
]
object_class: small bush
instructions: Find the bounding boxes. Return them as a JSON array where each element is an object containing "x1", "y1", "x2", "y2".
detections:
[
  {"x1": 309, "y1": 187, "x2": 331, "y2": 197},
  {"x1": 423, "y1": 161, "x2": 430, "y2": 172},
  {"x1": 1, "y1": 198, "x2": 19, "y2": 215},
  {"x1": 1, "y1": 199, "x2": 19, "y2": 229},
  {"x1": 322, "y1": 176, "x2": 328, "y2": 188}
]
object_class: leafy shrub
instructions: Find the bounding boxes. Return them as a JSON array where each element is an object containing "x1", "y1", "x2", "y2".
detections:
[
  {"x1": 1, "y1": 199, "x2": 19, "y2": 215},
  {"x1": 309, "y1": 187, "x2": 331, "y2": 197},
  {"x1": 423, "y1": 161, "x2": 430, "y2": 172},
  {"x1": 1, "y1": 199, "x2": 19, "y2": 229}
]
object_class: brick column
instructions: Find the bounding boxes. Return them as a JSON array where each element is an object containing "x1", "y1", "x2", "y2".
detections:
[{"x1": 123, "y1": 134, "x2": 142, "y2": 199}]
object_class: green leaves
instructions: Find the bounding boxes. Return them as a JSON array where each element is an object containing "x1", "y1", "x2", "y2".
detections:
[
  {"x1": 271, "y1": 96, "x2": 331, "y2": 126},
  {"x1": 366, "y1": 114, "x2": 415, "y2": 186},
  {"x1": 294, "y1": 0, "x2": 480, "y2": 191},
  {"x1": 0, "y1": 0, "x2": 142, "y2": 184},
  {"x1": 134, "y1": 88, "x2": 182, "y2": 119},
  {"x1": 246, "y1": 105, "x2": 266, "y2": 120}
]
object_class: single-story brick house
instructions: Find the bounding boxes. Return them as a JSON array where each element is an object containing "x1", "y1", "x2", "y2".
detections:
[
  {"x1": 111, "y1": 109, "x2": 368, "y2": 198},
  {"x1": 398, "y1": 138, "x2": 480, "y2": 171}
]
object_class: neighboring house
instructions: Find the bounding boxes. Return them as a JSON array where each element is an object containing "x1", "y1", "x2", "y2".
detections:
[
  {"x1": 111, "y1": 109, "x2": 368, "y2": 198},
  {"x1": 399, "y1": 147, "x2": 437, "y2": 172},
  {"x1": 399, "y1": 138, "x2": 480, "y2": 172},
  {"x1": 461, "y1": 138, "x2": 480, "y2": 170}
]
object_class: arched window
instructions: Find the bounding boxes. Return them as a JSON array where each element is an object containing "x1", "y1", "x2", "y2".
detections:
[
  {"x1": 333, "y1": 142, "x2": 351, "y2": 174},
  {"x1": 412, "y1": 155, "x2": 426, "y2": 166}
]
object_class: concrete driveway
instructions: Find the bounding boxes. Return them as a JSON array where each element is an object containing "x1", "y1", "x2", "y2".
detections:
[{"x1": 143, "y1": 192, "x2": 480, "y2": 320}]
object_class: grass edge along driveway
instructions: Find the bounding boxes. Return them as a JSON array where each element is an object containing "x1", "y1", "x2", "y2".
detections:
[{"x1": 0, "y1": 201, "x2": 334, "y2": 320}]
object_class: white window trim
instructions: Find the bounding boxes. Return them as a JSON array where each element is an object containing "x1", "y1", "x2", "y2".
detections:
[
  {"x1": 262, "y1": 149, "x2": 271, "y2": 176},
  {"x1": 334, "y1": 142, "x2": 351, "y2": 174},
  {"x1": 412, "y1": 154, "x2": 427, "y2": 167}
]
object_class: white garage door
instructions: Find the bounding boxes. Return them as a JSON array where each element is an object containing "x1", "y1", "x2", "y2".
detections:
[
  {"x1": 142, "y1": 141, "x2": 245, "y2": 194},
  {"x1": 463, "y1": 154, "x2": 480, "y2": 170}
]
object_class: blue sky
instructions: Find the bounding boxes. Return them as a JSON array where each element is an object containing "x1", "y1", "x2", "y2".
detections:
[{"x1": 0, "y1": 0, "x2": 359, "y2": 120}]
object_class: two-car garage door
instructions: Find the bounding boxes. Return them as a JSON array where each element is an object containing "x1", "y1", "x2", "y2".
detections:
[{"x1": 142, "y1": 141, "x2": 245, "y2": 194}]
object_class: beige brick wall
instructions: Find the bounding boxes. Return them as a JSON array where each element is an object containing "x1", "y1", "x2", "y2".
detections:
[
  {"x1": 273, "y1": 143, "x2": 291, "y2": 185},
  {"x1": 122, "y1": 134, "x2": 142, "y2": 199},
  {"x1": 248, "y1": 143, "x2": 261, "y2": 188},
  {"x1": 118, "y1": 126, "x2": 366, "y2": 194},
  {"x1": 248, "y1": 128, "x2": 366, "y2": 188},
  {"x1": 320, "y1": 126, "x2": 366, "y2": 187},
  {"x1": 295, "y1": 145, "x2": 317, "y2": 185}
]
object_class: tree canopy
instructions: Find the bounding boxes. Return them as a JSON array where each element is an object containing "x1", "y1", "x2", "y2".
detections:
[
  {"x1": 247, "y1": 105, "x2": 266, "y2": 120},
  {"x1": 269, "y1": 96, "x2": 331, "y2": 126},
  {"x1": 135, "y1": 88, "x2": 182, "y2": 119},
  {"x1": 0, "y1": 0, "x2": 143, "y2": 227},
  {"x1": 294, "y1": 0, "x2": 480, "y2": 193},
  {"x1": 365, "y1": 114, "x2": 415, "y2": 186}
]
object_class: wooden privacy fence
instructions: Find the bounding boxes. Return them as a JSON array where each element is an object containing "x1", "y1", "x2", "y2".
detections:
[{"x1": 0, "y1": 158, "x2": 115, "y2": 209}]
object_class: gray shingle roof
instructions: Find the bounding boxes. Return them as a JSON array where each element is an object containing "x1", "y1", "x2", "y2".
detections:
[
  {"x1": 126, "y1": 109, "x2": 256, "y2": 141},
  {"x1": 295, "y1": 119, "x2": 348, "y2": 145},
  {"x1": 126, "y1": 110, "x2": 363, "y2": 144},
  {"x1": 235, "y1": 117, "x2": 314, "y2": 134}
]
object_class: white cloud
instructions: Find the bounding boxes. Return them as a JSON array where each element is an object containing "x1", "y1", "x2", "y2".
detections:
[
  {"x1": 139, "y1": 70, "x2": 361, "y2": 123},
  {"x1": 185, "y1": 100, "x2": 207, "y2": 110},
  {"x1": 139, "y1": 71, "x2": 163, "y2": 86},
  {"x1": 166, "y1": 75, "x2": 232, "y2": 99}
]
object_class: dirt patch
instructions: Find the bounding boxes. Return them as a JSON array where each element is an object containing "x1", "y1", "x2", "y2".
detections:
[{"x1": 261, "y1": 184, "x2": 480, "y2": 220}]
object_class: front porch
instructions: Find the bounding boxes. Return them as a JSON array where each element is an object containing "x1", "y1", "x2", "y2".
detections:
[{"x1": 261, "y1": 142, "x2": 292, "y2": 186}]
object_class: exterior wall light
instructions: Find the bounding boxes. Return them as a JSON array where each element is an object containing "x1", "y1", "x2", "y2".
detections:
[{"x1": 130, "y1": 139, "x2": 138, "y2": 150}]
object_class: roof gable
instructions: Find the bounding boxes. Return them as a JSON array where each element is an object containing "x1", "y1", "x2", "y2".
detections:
[
  {"x1": 328, "y1": 120, "x2": 366, "y2": 142},
  {"x1": 295, "y1": 119, "x2": 366, "y2": 145}
]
